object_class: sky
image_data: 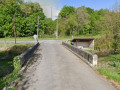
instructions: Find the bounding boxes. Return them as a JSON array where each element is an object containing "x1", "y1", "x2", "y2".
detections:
[{"x1": 24, "y1": 0, "x2": 120, "y2": 20}]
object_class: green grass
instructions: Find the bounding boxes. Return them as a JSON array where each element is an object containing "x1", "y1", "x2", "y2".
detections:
[
  {"x1": 98, "y1": 54, "x2": 120, "y2": 68},
  {"x1": 0, "y1": 43, "x2": 33, "y2": 58},
  {"x1": 101, "y1": 54, "x2": 120, "y2": 62},
  {"x1": 112, "y1": 61, "x2": 120, "y2": 68},
  {"x1": 0, "y1": 37, "x2": 34, "y2": 41},
  {"x1": 0, "y1": 60, "x2": 13, "y2": 78},
  {"x1": 85, "y1": 49, "x2": 93, "y2": 53},
  {"x1": 0, "y1": 57, "x2": 21, "y2": 90},
  {"x1": 0, "y1": 34, "x2": 102, "y2": 41},
  {"x1": 98, "y1": 68, "x2": 120, "y2": 84},
  {"x1": 98, "y1": 54, "x2": 120, "y2": 84},
  {"x1": 57, "y1": 34, "x2": 101, "y2": 40},
  {"x1": 6, "y1": 88, "x2": 15, "y2": 90},
  {"x1": 99, "y1": 54, "x2": 120, "y2": 68},
  {"x1": 0, "y1": 73, "x2": 20, "y2": 89},
  {"x1": 0, "y1": 43, "x2": 34, "y2": 89}
]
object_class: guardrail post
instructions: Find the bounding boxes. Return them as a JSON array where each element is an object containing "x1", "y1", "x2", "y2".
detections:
[{"x1": 92, "y1": 55, "x2": 98, "y2": 66}]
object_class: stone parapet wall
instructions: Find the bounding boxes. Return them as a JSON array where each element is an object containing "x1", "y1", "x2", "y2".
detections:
[
  {"x1": 20, "y1": 43, "x2": 40, "y2": 67},
  {"x1": 62, "y1": 42, "x2": 97, "y2": 66}
]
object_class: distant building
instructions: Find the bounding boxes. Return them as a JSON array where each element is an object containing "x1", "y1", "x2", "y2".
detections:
[{"x1": 71, "y1": 38, "x2": 94, "y2": 50}]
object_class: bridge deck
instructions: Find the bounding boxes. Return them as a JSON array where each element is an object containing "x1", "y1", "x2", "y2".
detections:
[{"x1": 18, "y1": 40, "x2": 116, "y2": 90}]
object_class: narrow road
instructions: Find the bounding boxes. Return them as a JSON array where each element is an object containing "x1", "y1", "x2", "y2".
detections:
[{"x1": 19, "y1": 40, "x2": 116, "y2": 90}]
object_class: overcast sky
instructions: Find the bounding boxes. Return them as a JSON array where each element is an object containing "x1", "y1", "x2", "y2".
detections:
[
  {"x1": 24, "y1": 0, "x2": 60, "y2": 20},
  {"x1": 24, "y1": 0, "x2": 120, "y2": 20}
]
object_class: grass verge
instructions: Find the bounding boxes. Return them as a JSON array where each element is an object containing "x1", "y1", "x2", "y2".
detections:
[
  {"x1": 98, "y1": 68, "x2": 120, "y2": 84},
  {"x1": 97, "y1": 54, "x2": 120, "y2": 85},
  {"x1": 0, "y1": 34, "x2": 101, "y2": 41}
]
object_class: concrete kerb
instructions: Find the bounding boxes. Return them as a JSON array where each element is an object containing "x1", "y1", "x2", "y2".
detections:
[{"x1": 62, "y1": 42, "x2": 97, "y2": 70}]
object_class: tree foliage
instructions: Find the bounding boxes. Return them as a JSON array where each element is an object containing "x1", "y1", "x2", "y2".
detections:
[
  {"x1": 0, "y1": 2, "x2": 120, "y2": 53},
  {"x1": 0, "y1": 0, "x2": 56, "y2": 38},
  {"x1": 59, "y1": 6, "x2": 75, "y2": 18},
  {"x1": 58, "y1": 5, "x2": 120, "y2": 54}
]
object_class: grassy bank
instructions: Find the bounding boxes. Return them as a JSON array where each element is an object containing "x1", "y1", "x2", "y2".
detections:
[
  {"x1": 0, "y1": 43, "x2": 33, "y2": 57},
  {"x1": 84, "y1": 48, "x2": 120, "y2": 85},
  {"x1": 98, "y1": 68, "x2": 120, "y2": 84},
  {"x1": 0, "y1": 43, "x2": 33, "y2": 89},
  {"x1": 0, "y1": 60, "x2": 13, "y2": 78},
  {"x1": 0, "y1": 57, "x2": 21, "y2": 90},
  {"x1": 97, "y1": 54, "x2": 120, "y2": 84},
  {"x1": 0, "y1": 35, "x2": 101, "y2": 41},
  {"x1": 0, "y1": 37, "x2": 34, "y2": 41}
]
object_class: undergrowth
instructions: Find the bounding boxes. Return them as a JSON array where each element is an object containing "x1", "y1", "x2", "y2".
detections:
[
  {"x1": 0, "y1": 43, "x2": 33, "y2": 89},
  {"x1": 98, "y1": 54, "x2": 120, "y2": 84},
  {"x1": 0, "y1": 57, "x2": 21, "y2": 89},
  {"x1": 98, "y1": 68, "x2": 120, "y2": 84}
]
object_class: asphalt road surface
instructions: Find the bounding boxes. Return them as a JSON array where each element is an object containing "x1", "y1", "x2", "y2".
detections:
[{"x1": 19, "y1": 40, "x2": 116, "y2": 90}]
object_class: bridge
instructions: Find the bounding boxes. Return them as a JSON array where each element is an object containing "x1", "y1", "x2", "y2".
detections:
[{"x1": 17, "y1": 40, "x2": 116, "y2": 90}]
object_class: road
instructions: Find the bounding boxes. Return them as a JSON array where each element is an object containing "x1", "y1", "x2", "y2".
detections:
[
  {"x1": 0, "y1": 40, "x2": 68, "y2": 44},
  {"x1": 18, "y1": 40, "x2": 116, "y2": 90}
]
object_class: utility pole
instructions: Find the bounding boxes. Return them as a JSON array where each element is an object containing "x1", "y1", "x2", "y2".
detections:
[
  {"x1": 14, "y1": 15, "x2": 16, "y2": 44},
  {"x1": 56, "y1": 19, "x2": 58, "y2": 39},
  {"x1": 37, "y1": 16, "x2": 39, "y2": 42},
  {"x1": 51, "y1": 7, "x2": 52, "y2": 20}
]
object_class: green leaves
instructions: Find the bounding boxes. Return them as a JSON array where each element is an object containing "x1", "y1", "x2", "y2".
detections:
[
  {"x1": 13, "y1": 56, "x2": 21, "y2": 72},
  {"x1": 0, "y1": 0, "x2": 48, "y2": 38},
  {"x1": 59, "y1": 6, "x2": 75, "y2": 18}
]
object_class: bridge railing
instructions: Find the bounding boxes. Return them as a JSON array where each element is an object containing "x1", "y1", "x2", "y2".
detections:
[
  {"x1": 62, "y1": 42, "x2": 97, "y2": 66},
  {"x1": 20, "y1": 43, "x2": 40, "y2": 67}
]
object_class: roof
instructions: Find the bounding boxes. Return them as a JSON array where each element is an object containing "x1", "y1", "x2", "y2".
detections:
[{"x1": 72, "y1": 38, "x2": 94, "y2": 42}]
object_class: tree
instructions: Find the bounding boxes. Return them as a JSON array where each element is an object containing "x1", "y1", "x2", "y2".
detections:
[
  {"x1": 65, "y1": 14, "x2": 78, "y2": 36},
  {"x1": 106, "y1": 11, "x2": 120, "y2": 53},
  {"x1": 42, "y1": 18, "x2": 56, "y2": 35},
  {"x1": 76, "y1": 7, "x2": 89, "y2": 35},
  {"x1": 95, "y1": 10, "x2": 120, "y2": 54},
  {"x1": 59, "y1": 6, "x2": 75, "y2": 18},
  {"x1": 86, "y1": 7, "x2": 94, "y2": 14},
  {"x1": 58, "y1": 18, "x2": 67, "y2": 36},
  {"x1": 20, "y1": 2, "x2": 42, "y2": 17},
  {"x1": 0, "y1": 0, "x2": 47, "y2": 37}
]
